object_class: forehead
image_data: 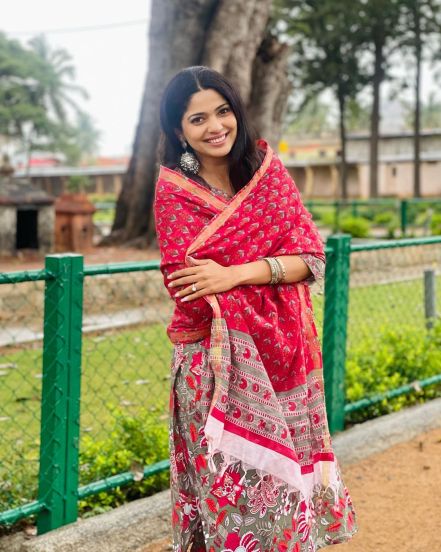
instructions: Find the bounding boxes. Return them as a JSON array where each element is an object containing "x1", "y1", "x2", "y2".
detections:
[{"x1": 185, "y1": 88, "x2": 228, "y2": 115}]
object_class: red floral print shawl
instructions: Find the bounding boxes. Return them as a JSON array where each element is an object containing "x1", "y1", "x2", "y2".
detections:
[{"x1": 154, "y1": 141, "x2": 339, "y2": 507}]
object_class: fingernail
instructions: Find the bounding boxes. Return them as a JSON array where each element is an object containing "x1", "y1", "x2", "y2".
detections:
[
  {"x1": 174, "y1": 292, "x2": 179, "y2": 297},
  {"x1": 181, "y1": 297, "x2": 189, "y2": 302},
  {"x1": 168, "y1": 282, "x2": 174, "y2": 287}
]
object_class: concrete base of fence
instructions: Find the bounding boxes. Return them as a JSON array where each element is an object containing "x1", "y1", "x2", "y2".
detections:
[{"x1": 2, "y1": 397, "x2": 441, "y2": 552}]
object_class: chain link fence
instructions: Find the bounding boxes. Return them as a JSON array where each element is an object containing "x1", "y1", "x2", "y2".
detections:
[{"x1": 1, "y1": 236, "x2": 440, "y2": 536}]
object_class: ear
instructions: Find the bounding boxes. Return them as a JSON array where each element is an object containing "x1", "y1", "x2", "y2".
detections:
[{"x1": 174, "y1": 129, "x2": 185, "y2": 146}]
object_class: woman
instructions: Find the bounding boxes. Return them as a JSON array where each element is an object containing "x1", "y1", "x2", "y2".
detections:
[{"x1": 154, "y1": 66, "x2": 357, "y2": 552}]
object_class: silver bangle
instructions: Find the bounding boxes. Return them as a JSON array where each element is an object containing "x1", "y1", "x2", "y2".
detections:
[
  {"x1": 274, "y1": 257, "x2": 287, "y2": 283},
  {"x1": 263, "y1": 257, "x2": 282, "y2": 284}
]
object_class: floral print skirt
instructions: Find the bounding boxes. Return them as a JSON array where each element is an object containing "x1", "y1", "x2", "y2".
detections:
[{"x1": 169, "y1": 339, "x2": 357, "y2": 552}]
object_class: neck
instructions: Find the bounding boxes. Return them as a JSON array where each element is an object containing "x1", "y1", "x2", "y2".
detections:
[{"x1": 198, "y1": 155, "x2": 231, "y2": 191}]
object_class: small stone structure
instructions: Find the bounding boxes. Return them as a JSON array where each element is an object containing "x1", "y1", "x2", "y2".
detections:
[{"x1": 0, "y1": 156, "x2": 54, "y2": 256}]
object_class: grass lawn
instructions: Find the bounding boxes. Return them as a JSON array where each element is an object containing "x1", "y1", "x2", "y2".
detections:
[{"x1": 1, "y1": 274, "x2": 440, "y2": 491}]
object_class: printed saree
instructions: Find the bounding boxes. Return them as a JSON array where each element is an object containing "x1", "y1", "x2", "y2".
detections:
[{"x1": 154, "y1": 141, "x2": 357, "y2": 550}]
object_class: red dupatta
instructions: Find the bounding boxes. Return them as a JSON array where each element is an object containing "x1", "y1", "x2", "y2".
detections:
[{"x1": 154, "y1": 141, "x2": 339, "y2": 508}]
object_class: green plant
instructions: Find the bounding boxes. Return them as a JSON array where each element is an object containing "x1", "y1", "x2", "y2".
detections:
[
  {"x1": 430, "y1": 213, "x2": 441, "y2": 235},
  {"x1": 346, "y1": 321, "x2": 441, "y2": 424},
  {"x1": 78, "y1": 406, "x2": 169, "y2": 516},
  {"x1": 373, "y1": 211, "x2": 397, "y2": 225},
  {"x1": 66, "y1": 174, "x2": 91, "y2": 193},
  {"x1": 340, "y1": 216, "x2": 371, "y2": 238}
]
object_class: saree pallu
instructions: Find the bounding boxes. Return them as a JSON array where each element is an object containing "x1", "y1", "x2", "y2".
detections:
[{"x1": 154, "y1": 141, "x2": 357, "y2": 550}]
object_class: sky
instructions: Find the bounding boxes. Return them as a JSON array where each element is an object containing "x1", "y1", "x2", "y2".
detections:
[{"x1": 3, "y1": 0, "x2": 151, "y2": 156}]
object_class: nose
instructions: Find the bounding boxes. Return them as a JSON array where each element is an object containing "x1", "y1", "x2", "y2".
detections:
[{"x1": 207, "y1": 115, "x2": 224, "y2": 134}]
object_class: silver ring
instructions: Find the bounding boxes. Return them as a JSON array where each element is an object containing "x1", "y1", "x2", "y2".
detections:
[{"x1": 191, "y1": 282, "x2": 197, "y2": 293}]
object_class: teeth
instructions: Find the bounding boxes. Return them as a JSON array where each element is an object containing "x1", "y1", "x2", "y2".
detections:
[{"x1": 207, "y1": 134, "x2": 226, "y2": 144}]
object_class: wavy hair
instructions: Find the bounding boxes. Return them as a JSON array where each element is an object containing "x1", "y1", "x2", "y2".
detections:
[{"x1": 159, "y1": 66, "x2": 262, "y2": 192}]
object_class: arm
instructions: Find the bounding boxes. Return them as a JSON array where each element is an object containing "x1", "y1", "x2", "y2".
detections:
[
  {"x1": 169, "y1": 255, "x2": 313, "y2": 302},
  {"x1": 230, "y1": 255, "x2": 312, "y2": 286}
]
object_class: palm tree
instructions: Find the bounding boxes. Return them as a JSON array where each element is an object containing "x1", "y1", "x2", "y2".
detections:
[{"x1": 28, "y1": 34, "x2": 88, "y2": 123}]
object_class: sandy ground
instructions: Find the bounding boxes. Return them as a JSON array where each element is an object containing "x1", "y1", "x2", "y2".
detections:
[{"x1": 140, "y1": 427, "x2": 441, "y2": 552}]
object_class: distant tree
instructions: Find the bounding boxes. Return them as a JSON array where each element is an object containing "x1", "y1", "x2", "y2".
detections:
[
  {"x1": 399, "y1": 0, "x2": 441, "y2": 197},
  {"x1": 356, "y1": 0, "x2": 404, "y2": 198},
  {"x1": 345, "y1": 99, "x2": 371, "y2": 133},
  {"x1": 0, "y1": 32, "x2": 98, "y2": 166},
  {"x1": 402, "y1": 92, "x2": 441, "y2": 129},
  {"x1": 276, "y1": 0, "x2": 368, "y2": 198},
  {"x1": 28, "y1": 34, "x2": 88, "y2": 122},
  {"x1": 287, "y1": 96, "x2": 334, "y2": 137}
]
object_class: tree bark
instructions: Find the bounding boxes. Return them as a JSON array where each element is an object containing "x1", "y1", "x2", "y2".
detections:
[
  {"x1": 413, "y1": 1, "x2": 422, "y2": 198},
  {"x1": 110, "y1": 0, "x2": 219, "y2": 245},
  {"x1": 248, "y1": 35, "x2": 291, "y2": 146},
  {"x1": 337, "y1": 86, "x2": 348, "y2": 200},
  {"x1": 369, "y1": 34, "x2": 384, "y2": 199},
  {"x1": 108, "y1": 0, "x2": 290, "y2": 246}
]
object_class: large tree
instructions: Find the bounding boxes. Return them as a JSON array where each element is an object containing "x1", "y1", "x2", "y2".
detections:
[{"x1": 109, "y1": 0, "x2": 291, "y2": 246}]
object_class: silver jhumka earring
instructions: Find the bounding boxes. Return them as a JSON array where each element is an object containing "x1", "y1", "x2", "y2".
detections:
[{"x1": 179, "y1": 138, "x2": 200, "y2": 174}]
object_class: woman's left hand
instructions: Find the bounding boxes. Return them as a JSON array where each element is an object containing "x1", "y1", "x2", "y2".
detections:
[{"x1": 167, "y1": 257, "x2": 238, "y2": 302}]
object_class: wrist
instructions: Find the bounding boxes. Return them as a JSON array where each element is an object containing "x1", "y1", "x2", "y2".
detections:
[{"x1": 230, "y1": 263, "x2": 248, "y2": 286}]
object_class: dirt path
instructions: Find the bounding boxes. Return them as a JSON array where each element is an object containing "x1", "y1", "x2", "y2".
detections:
[{"x1": 140, "y1": 427, "x2": 441, "y2": 552}]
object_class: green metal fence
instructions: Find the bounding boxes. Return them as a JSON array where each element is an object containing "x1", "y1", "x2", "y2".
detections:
[{"x1": 1, "y1": 235, "x2": 440, "y2": 535}]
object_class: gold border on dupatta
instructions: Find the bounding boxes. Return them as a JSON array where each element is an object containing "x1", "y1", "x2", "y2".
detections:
[{"x1": 157, "y1": 166, "x2": 227, "y2": 212}]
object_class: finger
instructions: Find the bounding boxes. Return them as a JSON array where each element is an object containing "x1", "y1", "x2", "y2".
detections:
[
  {"x1": 168, "y1": 275, "x2": 200, "y2": 288},
  {"x1": 180, "y1": 287, "x2": 209, "y2": 302},
  {"x1": 173, "y1": 283, "x2": 201, "y2": 298},
  {"x1": 188, "y1": 257, "x2": 211, "y2": 265},
  {"x1": 168, "y1": 268, "x2": 197, "y2": 280}
]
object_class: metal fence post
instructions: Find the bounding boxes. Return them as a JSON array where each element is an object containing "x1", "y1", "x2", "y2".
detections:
[
  {"x1": 323, "y1": 235, "x2": 351, "y2": 434},
  {"x1": 37, "y1": 254, "x2": 84, "y2": 535},
  {"x1": 400, "y1": 200, "x2": 408, "y2": 236}
]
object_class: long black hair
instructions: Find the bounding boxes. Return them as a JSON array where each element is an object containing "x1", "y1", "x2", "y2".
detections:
[{"x1": 159, "y1": 66, "x2": 262, "y2": 192}]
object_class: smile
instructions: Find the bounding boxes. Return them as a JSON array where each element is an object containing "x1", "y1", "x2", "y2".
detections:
[{"x1": 205, "y1": 133, "x2": 228, "y2": 145}]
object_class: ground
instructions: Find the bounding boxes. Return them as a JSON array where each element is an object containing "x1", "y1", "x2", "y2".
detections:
[
  {"x1": 140, "y1": 427, "x2": 441, "y2": 552},
  {"x1": 0, "y1": 246, "x2": 161, "y2": 272}
]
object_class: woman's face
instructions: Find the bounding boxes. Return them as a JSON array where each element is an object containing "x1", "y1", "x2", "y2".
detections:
[{"x1": 180, "y1": 88, "x2": 238, "y2": 162}]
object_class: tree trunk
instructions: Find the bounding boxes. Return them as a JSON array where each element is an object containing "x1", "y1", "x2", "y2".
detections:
[
  {"x1": 109, "y1": 0, "x2": 219, "y2": 245},
  {"x1": 248, "y1": 35, "x2": 291, "y2": 146},
  {"x1": 107, "y1": 0, "x2": 290, "y2": 246},
  {"x1": 413, "y1": 1, "x2": 422, "y2": 198},
  {"x1": 337, "y1": 87, "x2": 348, "y2": 200},
  {"x1": 369, "y1": 35, "x2": 384, "y2": 198}
]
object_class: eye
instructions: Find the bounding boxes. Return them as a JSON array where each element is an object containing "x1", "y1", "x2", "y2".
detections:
[
  {"x1": 190, "y1": 116, "x2": 204, "y2": 125},
  {"x1": 219, "y1": 107, "x2": 231, "y2": 115}
]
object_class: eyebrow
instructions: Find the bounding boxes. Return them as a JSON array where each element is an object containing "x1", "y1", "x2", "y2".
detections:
[{"x1": 187, "y1": 103, "x2": 230, "y2": 120}]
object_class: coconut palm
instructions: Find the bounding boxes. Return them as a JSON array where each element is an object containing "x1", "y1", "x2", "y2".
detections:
[{"x1": 28, "y1": 34, "x2": 88, "y2": 123}]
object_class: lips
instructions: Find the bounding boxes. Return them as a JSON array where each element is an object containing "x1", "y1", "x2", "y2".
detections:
[{"x1": 205, "y1": 132, "x2": 228, "y2": 145}]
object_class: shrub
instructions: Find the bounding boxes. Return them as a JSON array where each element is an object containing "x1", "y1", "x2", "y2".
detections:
[
  {"x1": 431, "y1": 213, "x2": 441, "y2": 235},
  {"x1": 0, "y1": 406, "x2": 170, "y2": 524},
  {"x1": 373, "y1": 211, "x2": 397, "y2": 225},
  {"x1": 340, "y1": 216, "x2": 371, "y2": 238},
  {"x1": 345, "y1": 320, "x2": 441, "y2": 424},
  {"x1": 78, "y1": 406, "x2": 169, "y2": 516}
]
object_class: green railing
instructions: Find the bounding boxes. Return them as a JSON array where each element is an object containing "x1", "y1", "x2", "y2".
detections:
[{"x1": 1, "y1": 235, "x2": 440, "y2": 535}]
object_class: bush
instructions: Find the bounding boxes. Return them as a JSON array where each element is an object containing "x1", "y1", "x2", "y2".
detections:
[
  {"x1": 431, "y1": 213, "x2": 441, "y2": 235},
  {"x1": 0, "y1": 406, "x2": 169, "y2": 523},
  {"x1": 78, "y1": 406, "x2": 169, "y2": 516},
  {"x1": 346, "y1": 320, "x2": 441, "y2": 424},
  {"x1": 373, "y1": 211, "x2": 397, "y2": 225},
  {"x1": 340, "y1": 216, "x2": 371, "y2": 238}
]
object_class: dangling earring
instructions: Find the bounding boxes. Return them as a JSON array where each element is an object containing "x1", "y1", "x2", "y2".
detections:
[{"x1": 179, "y1": 138, "x2": 200, "y2": 175}]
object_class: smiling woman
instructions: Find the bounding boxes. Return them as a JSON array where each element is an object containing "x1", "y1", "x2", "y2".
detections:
[{"x1": 154, "y1": 66, "x2": 357, "y2": 552}]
